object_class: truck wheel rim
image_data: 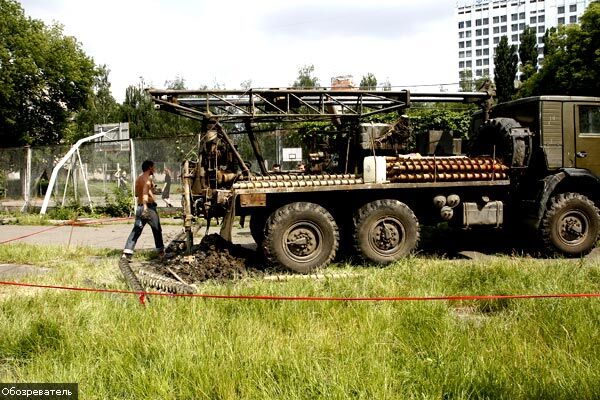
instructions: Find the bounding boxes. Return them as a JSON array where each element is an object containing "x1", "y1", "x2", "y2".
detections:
[
  {"x1": 558, "y1": 210, "x2": 589, "y2": 245},
  {"x1": 283, "y1": 221, "x2": 323, "y2": 262},
  {"x1": 369, "y1": 217, "x2": 405, "y2": 255}
]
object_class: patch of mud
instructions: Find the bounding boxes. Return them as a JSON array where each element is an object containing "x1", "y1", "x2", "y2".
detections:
[{"x1": 141, "y1": 234, "x2": 266, "y2": 284}]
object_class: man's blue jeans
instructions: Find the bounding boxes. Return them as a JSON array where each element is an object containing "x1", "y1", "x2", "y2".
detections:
[{"x1": 123, "y1": 203, "x2": 164, "y2": 255}]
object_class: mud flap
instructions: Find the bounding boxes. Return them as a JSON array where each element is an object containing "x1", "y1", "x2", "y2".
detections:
[{"x1": 219, "y1": 194, "x2": 237, "y2": 242}]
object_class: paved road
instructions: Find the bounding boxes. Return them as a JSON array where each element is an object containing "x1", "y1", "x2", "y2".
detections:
[{"x1": 0, "y1": 219, "x2": 255, "y2": 251}]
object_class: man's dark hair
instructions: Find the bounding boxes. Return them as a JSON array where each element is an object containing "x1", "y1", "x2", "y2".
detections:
[{"x1": 141, "y1": 160, "x2": 154, "y2": 172}]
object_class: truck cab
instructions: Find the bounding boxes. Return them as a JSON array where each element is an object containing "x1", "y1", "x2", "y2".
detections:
[{"x1": 471, "y1": 96, "x2": 600, "y2": 257}]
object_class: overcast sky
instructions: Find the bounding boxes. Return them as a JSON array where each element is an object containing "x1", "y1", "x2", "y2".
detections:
[{"x1": 20, "y1": 0, "x2": 458, "y2": 102}]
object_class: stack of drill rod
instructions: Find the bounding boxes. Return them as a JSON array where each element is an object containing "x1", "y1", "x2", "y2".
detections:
[
  {"x1": 385, "y1": 156, "x2": 509, "y2": 183},
  {"x1": 245, "y1": 174, "x2": 358, "y2": 181}
]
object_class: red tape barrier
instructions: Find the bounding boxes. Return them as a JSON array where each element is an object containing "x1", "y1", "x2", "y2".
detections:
[
  {"x1": 1, "y1": 280, "x2": 600, "y2": 306},
  {"x1": 0, "y1": 217, "x2": 132, "y2": 245}
]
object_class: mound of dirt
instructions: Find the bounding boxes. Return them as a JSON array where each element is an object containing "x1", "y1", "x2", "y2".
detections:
[{"x1": 143, "y1": 234, "x2": 265, "y2": 284}]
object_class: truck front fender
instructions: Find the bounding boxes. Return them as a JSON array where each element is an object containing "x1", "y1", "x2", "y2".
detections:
[{"x1": 533, "y1": 169, "x2": 600, "y2": 229}]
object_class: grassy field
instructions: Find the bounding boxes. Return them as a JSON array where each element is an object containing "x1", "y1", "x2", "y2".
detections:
[{"x1": 0, "y1": 244, "x2": 600, "y2": 399}]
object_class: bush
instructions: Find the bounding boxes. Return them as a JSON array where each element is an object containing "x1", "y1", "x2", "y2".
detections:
[{"x1": 99, "y1": 187, "x2": 133, "y2": 217}]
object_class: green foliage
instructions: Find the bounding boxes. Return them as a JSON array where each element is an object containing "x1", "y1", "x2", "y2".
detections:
[
  {"x1": 520, "y1": 1, "x2": 600, "y2": 96},
  {"x1": 408, "y1": 108, "x2": 473, "y2": 139},
  {"x1": 46, "y1": 201, "x2": 94, "y2": 221},
  {"x1": 68, "y1": 65, "x2": 122, "y2": 142},
  {"x1": 359, "y1": 73, "x2": 377, "y2": 90},
  {"x1": 99, "y1": 187, "x2": 133, "y2": 217},
  {"x1": 292, "y1": 65, "x2": 320, "y2": 88},
  {"x1": 493, "y1": 36, "x2": 518, "y2": 102},
  {"x1": 121, "y1": 78, "x2": 200, "y2": 138},
  {"x1": 519, "y1": 26, "x2": 538, "y2": 83},
  {"x1": 0, "y1": 0, "x2": 97, "y2": 147}
]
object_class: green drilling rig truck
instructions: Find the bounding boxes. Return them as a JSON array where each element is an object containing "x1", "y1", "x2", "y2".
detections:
[{"x1": 148, "y1": 88, "x2": 600, "y2": 273}]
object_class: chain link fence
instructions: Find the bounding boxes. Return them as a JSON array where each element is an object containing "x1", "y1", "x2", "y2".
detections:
[{"x1": 0, "y1": 136, "x2": 198, "y2": 213}]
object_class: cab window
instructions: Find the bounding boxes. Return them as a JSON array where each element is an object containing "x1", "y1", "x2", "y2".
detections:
[{"x1": 579, "y1": 106, "x2": 600, "y2": 135}]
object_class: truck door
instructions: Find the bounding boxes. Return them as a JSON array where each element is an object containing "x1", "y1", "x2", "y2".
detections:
[{"x1": 574, "y1": 103, "x2": 600, "y2": 177}]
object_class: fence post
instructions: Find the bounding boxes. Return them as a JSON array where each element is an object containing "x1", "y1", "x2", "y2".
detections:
[
  {"x1": 20, "y1": 146, "x2": 32, "y2": 212},
  {"x1": 129, "y1": 139, "x2": 136, "y2": 214}
]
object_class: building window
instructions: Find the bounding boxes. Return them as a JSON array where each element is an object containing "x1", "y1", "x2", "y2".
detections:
[
  {"x1": 466, "y1": 61, "x2": 472, "y2": 68},
  {"x1": 476, "y1": 39, "x2": 482, "y2": 46},
  {"x1": 459, "y1": 31, "x2": 464, "y2": 38},
  {"x1": 570, "y1": 4, "x2": 577, "y2": 12},
  {"x1": 466, "y1": 41, "x2": 472, "y2": 47},
  {"x1": 493, "y1": 26, "x2": 500, "y2": 33},
  {"x1": 459, "y1": 41, "x2": 465, "y2": 48},
  {"x1": 476, "y1": 69, "x2": 483, "y2": 76},
  {"x1": 483, "y1": 68, "x2": 490, "y2": 76},
  {"x1": 493, "y1": 16, "x2": 500, "y2": 23},
  {"x1": 558, "y1": 17, "x2": 565, "y2": 25},
  {"x1": 483, "y1": 18, "x2": 489, "y2": 24},
  {"x1": 570, "y1": 15, "x2": 577, "y2": 23},
  {"x1": 459, "y1": 21, "x2": 465, "y2": 29},
  {"x1": 483, "y1": 28, "x2": 489, "y2": 35},
  {"x1": 459, "y1": 51, "x2": 465, "y2": 58},
  {"x1": 512, "y1": 34, "x2": 519, "y2": 41},
  {"x1": 483, "y1": 48, "x2": 489, "y2": 55},
  {"x1": 519, "y1": 23, "x2": 525, "y2": 30},
  {"x1": 501, "y1": 15, "x2": 507, "y2": 22},
  {"x1": 483, "y1": 38, "x2": 489, "y2": 45},
  {"x1": 530, "y1": 16, "x2": 537, "y2": 24},
  {"x1": 501, "y1": 25, "x2": 507, "y2": 33},
  {"x1": 476, "y1": 59, "x2": 482, "y2": 66},
  {"x1": 476, "y1": 49, "x2": 482, "y2": 56},
  {"x1": 538, "y1": 36, "x2": 544, "y2": 43},
  {"x1": 558, "y1": 6, "x2": 565, "y2": 14},
  {"x1": 459, "y1": 61, "x2": 465, "y2": 68},
  {"x1": 512, "y1": 24, "x2": 519, "y2": 31},
  {"x1": 466, "y1": 31, "x2": 472, "y2": 37},
  {"x1": 519, "y1": 12, "x2": 525, "y2": 19},
  {"x1": 476, "y1": 29, "x2": 482, "y2": 36},
  {"x1": 466, "y1": 50, "x2": 472, "y2": 57},
  {"x1": 476, "y1": 19, "x2": 482, "y2": 26},
  {"x1": 483, "y1": 59, "x2": 490, "y2": 65},
  {"x1": 538, "y1": 25, "x2": 545, "y2": 33},
  {"x1": 466, "y1": 20, "x2": 472, "y2": 27},
  {"x1": 538, "y1": 15, "x2": 545, "y2": 23},
  {"x1": 494, "y1": 36, "x2": 500, "y2": 44},
  {"x1": 511, "y1": 13, "x2": 518, "y2": 21}
]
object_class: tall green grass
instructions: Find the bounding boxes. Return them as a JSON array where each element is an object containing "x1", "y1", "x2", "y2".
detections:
[{"x1": 0, "y1": 244, "x2": 600, "y2": 399}]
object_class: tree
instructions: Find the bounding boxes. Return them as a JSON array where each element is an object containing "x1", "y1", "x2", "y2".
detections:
[
  {"x1": 493, "y1": 36, "x2": 518, "y2": 102},
  {"x1": 359, "y1": 73, "x2": 377, "y2": 90},
  {"x1": 69, "y1": 65, "x2": 122, "y2": 142},
  {"x1": 520, "y1": 1, "x2": 600, "y2": 96},
  {"x1": 381, "y1": 78, "x2": 392, "y2": 91},
  {"x1": 518, "y1": 26, "x2": 538, "y2": 82},
  {"x1": 121, "y1": 78, "x2": 160, "y2": 138},
  {"x1": 122, "y1": 77, "x2": 200, "y2": 138},
  {"x1": 541, "y1": 27, "x2": 557, "y2": 58},
  {"x1": 459, "y1": 69, "x2": 475, "y2": 92},
  {"x1": 292, "y1": 65, "x2": 320, "y2": 88},
  {"x1": 0, "y1": 0, "x2": 97, "y2": 147}
]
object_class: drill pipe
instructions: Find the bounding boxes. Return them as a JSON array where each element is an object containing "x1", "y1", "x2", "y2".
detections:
[{"x1": 385, "y1": 156, "x2": 507, "y2": 183}]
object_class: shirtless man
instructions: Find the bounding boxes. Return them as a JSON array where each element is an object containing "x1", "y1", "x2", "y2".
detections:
[{"x1": 122, "y1": 160, "x2": 164, "y2": 260}]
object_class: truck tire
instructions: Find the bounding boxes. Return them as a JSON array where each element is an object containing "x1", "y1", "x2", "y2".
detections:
[
  {"x1": 540, "y1": 193, "x2": 600, "y2": 256},
  {"x1": 353, "y1": 199, "x2": 419, "y2": 264},
  {"x1": 470, "y1": 117, "x2": 526, "y2": 167},
  {"x1": 249, "y1": 213, "x2": 267, "y2": 246},
  {"x1": 263, "y1": 202, "x2": 339, "y2": 273}
]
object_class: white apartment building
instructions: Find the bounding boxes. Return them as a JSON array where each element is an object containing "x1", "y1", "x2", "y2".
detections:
[{"x1": 456, "y1": 0, "x2": 591, "y2": 80}]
